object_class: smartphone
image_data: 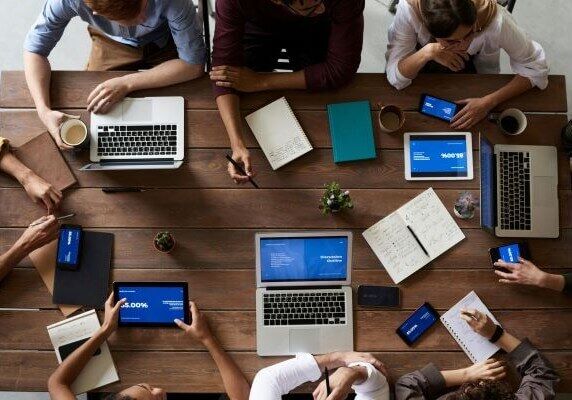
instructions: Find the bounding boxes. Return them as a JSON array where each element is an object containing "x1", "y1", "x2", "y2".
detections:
[
  {"x1": 396, "y1": 302, "x2": 440, "y2": 346},
  {"x1": 419, "y1": 93, "x2": 459, "y2": 122},
  {"x1": 357, "y1": 285, "x2": 400, "y2": 307},
  {"x1": 56, "y1": 224, "x2": 83, "y2": 270},
  {"x1": 489, "y1": 242, "x2": 530, "y2": 271}
]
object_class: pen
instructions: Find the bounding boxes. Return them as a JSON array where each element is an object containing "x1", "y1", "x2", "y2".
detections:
[
  {"x1": 407, "y1": 225, "x2": 429, "y2": 257},
  {"x1": 225, "y1": 154, "x2": 259, "y2": 188},
  {"x1": 30, "y1": 213, "x2": 75, "y2": 227},
  {"x1": 325, "y1": 367, "x2": 331, "y2": 396},
  {"x1": 461, "y1": 309, "x2": 479, "y2": 321},
  {"x1": 102, "y1": 187, "x2": 146, "y2": 193}
]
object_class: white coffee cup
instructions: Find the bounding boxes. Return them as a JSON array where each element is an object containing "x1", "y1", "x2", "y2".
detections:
[
  {"x1": 498, "y1": 108, "x2": 527, "y2": 136},
  {"x1": 60, "y1": 118, "x2": 89, "y2": 147}
]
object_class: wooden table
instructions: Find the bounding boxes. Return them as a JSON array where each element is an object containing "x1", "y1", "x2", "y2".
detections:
[{"x1": 0, "y1": 72, "x2": 570, "y2": 394}]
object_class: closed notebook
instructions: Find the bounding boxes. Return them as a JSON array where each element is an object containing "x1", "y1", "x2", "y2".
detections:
[
  {"x1": 245, "y1": 97, "x2": 313, "y2": 170},
  {"x1": 327, "y1": 101, "x2": 376, "y2": 163}
]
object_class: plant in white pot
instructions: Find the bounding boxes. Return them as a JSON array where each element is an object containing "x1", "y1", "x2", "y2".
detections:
[{"x1": 319, "y1": 182, "x2": 353, "y2": 215}]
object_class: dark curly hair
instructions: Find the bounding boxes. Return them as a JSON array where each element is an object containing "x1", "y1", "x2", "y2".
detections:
[
  {"x1": 420, "y1": 0, "x2": 477, "y2": 38},
  {"x1": 103, "y1": 394, "x2": 134, "y2": 400},
  {"x1": 446, "y1": 380, "x2": 515, "y2": 400}
]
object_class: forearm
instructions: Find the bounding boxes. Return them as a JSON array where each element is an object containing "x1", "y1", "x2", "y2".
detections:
[
  {"x1": 496, "y1": 330, "x2": 522, "y2": 353},
  {"x1": 0, "y1": 152, "x2": 35, "y2": 186},
  {"x1": 483, "y1": 75, "x2": 533, "y2": 108},
  {"x1": 122, "y1": 59, "x2": 204, "y2": 92},
  {"x1": 441, "y1": 368, "x2": 469, "y2": 388},
  {"x1": 23, "y1": 51, "x2": 52, "y2": 115},
  {"x1": 0, "y1": 244, "x2": 27, "y2": 282},
  {"x1": 216, "y1": 94, "x2": 245, "y2": 149},
  {"x1": 537, "y1": 272, "x2": 566, "y2": 292},
  {"x1": 202, "y1": 336, "x2": 250, "y2": 400},
  {"x1": 397, "y1": 46, "x2": 432, "y2": 80},
  {"x1": 258, "y1": 70, "x2": 306, "y2": 91}
]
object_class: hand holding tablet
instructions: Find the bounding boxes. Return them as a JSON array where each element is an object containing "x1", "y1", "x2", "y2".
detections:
[{"x1": 174, "y1": 302, "x2": 213, "y2": 343}]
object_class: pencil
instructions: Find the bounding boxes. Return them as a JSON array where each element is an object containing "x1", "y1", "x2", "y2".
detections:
[
  {"x1": 225, "y1": 154, "x2": 259, "y2": 188},
  {"x1": 325, "y1": 367, "x2": 331, "y2": 396}
]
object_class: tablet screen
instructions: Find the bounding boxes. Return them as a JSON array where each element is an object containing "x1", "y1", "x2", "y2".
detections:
[
  {"x1": 409, "y1": 135, "x2": 469, "y2": 178},
  {"x1": 116, "y1": 283, "x2": 188, "y2": 326}
]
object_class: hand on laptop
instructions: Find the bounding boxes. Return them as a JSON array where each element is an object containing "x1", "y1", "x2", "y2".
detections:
[
  {"x1": 21, "y1": 171, "x2": 62, "y2": 213},
  {"x1": 313, "y1": 366, "x2": 366, "y2": 400},
  {"x1": 87, "y1": 77, "x2": 130, "y2": 115},
  {"x1": 228, "y1": 147, "x2": 255, "y2": 184},
  {"x1": 39, "y1": 110, "x2": 79, "y2": 150},
  {"x1": 175, "y1": 301, "x2": 213, "y2": 343},
  {"x1": 102, "y1": 293, "x2": 126, "y2": 335}
]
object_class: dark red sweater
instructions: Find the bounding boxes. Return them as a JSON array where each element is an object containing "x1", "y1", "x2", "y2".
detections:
[{"x1": 211, "y1": 0, "x2": 364, "y2": 97}]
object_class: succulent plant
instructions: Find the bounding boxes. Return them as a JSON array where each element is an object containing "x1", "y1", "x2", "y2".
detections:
[
  {"x1": 154, "y1": 231, "x2": 176, "y2": 253},
  {"x1": 319, "y1": 182, "x2": 354, "y2": 215}
]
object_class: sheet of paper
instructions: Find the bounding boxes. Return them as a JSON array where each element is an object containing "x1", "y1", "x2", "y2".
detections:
[
  {"x1": 47, "y1": 310, "x2": 119, "y2": 394},
  {"x1": 441, "y1": 291, "x2": 500, "y2": 363}
]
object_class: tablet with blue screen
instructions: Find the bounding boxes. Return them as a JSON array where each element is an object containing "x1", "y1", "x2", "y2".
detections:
[
  {"x1": 404, "y1": 132, "x2": 473, "y2": 180},
  {"x1": 114, "y1": 282, "x2": 189, "y2": 327}
]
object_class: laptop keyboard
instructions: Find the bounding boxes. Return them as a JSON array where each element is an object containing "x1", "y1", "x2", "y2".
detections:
[
  {"x1": 499, "y1": 151, "x2": 531, "y2": 230},
  {"x1": 97, "y1": 125, "x2": 178, "y2": 157},
  {"x1": 263, "y1": 290, "x2": 347, "y2": 326}
]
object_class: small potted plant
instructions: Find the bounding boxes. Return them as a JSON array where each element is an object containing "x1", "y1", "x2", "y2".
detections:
[
  {"x1": 454, "y1": 191, "x2": 479, "y2": 219},
  {"x1": 154, "y1": 231, "x2": 176, "y2": 253},
  {"x1": 319, "y1": 182, "x2": 354, "y2": 215}
]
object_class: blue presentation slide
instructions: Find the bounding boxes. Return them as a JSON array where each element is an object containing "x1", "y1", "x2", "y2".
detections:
[
  {"x1": 421, "y1": 96, "x2": 457, "y2": 121},
  {"x1": 399, "y1": 304, "x2": 438, "y2": 343},
  {"x1": 499, "y1": 244, "x2": 520, "y2": 263},
  {"x1": 57, "y1": 228, "x2": 81, "y2": 265},
  {"x1": 410, "y1": 136, "x2": 468, "y2": 177},
  {"x1": 260, "y1": 237, "x2": 348, "y2": 282},
  {"x1": 118, "y1": 286, "x2": 185, "y2": 323}
]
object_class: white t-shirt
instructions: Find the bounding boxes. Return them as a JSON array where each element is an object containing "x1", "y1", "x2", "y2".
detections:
[{"x1": 385, "y1": 1, "x2": 549, "y2": 90}]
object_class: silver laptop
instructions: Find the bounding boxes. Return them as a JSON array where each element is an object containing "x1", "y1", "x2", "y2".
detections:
[
  {"x1": 255, "y1": 231, "x2": 354, "y2": 356},
  {"x1": 81, "y1": 97, "x2": 185, "y2": 170},
  {"x1": 479, "y1": 134, "x2": 559, "y2": 238}
]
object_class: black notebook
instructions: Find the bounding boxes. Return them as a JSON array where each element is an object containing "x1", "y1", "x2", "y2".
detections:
[{"x1": 53, "y1": 231, "x2": 113, "y2": 308}]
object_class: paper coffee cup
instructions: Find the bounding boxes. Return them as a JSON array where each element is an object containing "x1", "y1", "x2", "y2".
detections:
[{"x1": 60, "y1": 119, "x2": 88, "y2": 147}]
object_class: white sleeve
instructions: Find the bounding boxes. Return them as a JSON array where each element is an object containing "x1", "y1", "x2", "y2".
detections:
[
  {"x1": 349, "y1": 362, "x2": 391, "y2": 400},
  {"x1": 249, "y1": 353, "x2": 322, "y2": 400},
  {"x1": 385, "y1": 1, "x2": 419, "y2": 90},
  {"x1": 499, "y1": 10, "x2": 549, "y2": 89}
]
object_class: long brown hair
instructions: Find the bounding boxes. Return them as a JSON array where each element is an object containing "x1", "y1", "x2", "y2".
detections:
[{"x1": 446, "y1": 380, "x2": 515, "y2": 400}]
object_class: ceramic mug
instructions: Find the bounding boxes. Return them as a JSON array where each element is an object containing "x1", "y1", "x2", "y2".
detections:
[
  {"x1": 60, "y1": 118, "x2": 89, "y2": 148},
  {"x1": 378, "y1": 105, "x2": 405, "y2": 133}
]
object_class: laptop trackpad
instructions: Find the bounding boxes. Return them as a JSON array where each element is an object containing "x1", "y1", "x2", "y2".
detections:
[
  {"x1": 289, "y1": 329, "x2": 319, "y2": 353},
  {"x1": 532, "y1": 178, "x2": 555, "y2": 207},
  {"x1": 122, "y1": 99, "x2": 153, "y2": 122}
]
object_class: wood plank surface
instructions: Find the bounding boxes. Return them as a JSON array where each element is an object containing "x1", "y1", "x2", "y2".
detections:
[
  {"x1": 1, "y1": 72, "x2": 567, "y2": 112},
  {"x1": 1, "y1": 268, "x2": 571, "y2": 311}
]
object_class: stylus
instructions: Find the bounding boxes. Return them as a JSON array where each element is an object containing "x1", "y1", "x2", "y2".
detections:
[
  {"x1": 30, "y1": 213, "x2": 76, "y2": 227},
  {"x1": 225, "y1": 154, "x2": 259, "y2": 188},
  {"x1": 325, "y1": 367, "x2": 331, "y2": 396},
  {"x1": 407, "y1": 225, "x2": 429, "y2": 257}
]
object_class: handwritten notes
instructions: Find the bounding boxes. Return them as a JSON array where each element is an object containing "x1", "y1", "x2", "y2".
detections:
[{"x1": 362, "y1": 188, "x2": 464, "y2": 283}]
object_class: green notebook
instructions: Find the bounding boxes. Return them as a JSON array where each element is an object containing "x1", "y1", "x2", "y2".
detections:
[{"x1": 327, "y1": 100, "x2": 377, "y2": 163}]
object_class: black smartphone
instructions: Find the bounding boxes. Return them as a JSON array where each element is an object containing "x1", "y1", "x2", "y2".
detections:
[
  {"x1": 357, "y1": 285, "x2": 400, "y2": 307},
  {"x1": 396, "y1": 302, "x2": 440, "y2": 346},
  {"x1": 419, "y1": 93, "x2": 459, "y2": 122},
  {"x1": 56, "y1": 224, "x2": 83, "y2": 270},
  {"x1": 58, "y1": 338, "x2": 101, "y2": 361},
  {"x1": 489, "y1": 242, "x2": 530, "y2": 271}
]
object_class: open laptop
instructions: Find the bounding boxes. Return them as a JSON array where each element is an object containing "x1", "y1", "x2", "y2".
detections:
[
  {"x1": 255, "y1": 232, "x2": 354, "y2": 356},
  {"x1": 81, "y1": 97, "x2": 184, "y2": 170},
  {"x1": 479, "y1": 134, "x2": 559, "y2": 238}
]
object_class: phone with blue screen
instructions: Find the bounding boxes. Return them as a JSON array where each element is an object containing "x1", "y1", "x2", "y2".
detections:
[
  {"x1": 419, "y1": 94, "x2": 459, "y2": 122},
  {"x1": 56, "y1": 225, "x2": 83, "y2": 270},
  {"x1": 396, "y1": 302, "x2": 440, "y2": 346},
  {"x1": 489, "y1": 242, "x2": 530, "y2": 271}
]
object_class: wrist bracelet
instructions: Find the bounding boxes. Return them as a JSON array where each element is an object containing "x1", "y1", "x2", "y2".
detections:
[{"x1": 489, "y1": 325, "x2": 504, "y2": 343}]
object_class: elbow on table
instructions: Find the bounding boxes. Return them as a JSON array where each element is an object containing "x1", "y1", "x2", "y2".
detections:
[{"x1": 310, "y1": 60, "x2": 360, "y2": 91}]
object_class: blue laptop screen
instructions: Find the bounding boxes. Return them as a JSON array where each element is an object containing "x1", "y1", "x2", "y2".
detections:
[
  {"x1": 260, "y1": 236, "x2": 348, "y2": 282},
  {"x1": 480, "y1": 136, "x2": 495, "y2": 231},
  {"x1": 409, "y1": 135, "x2": 468, "y2": 177}
]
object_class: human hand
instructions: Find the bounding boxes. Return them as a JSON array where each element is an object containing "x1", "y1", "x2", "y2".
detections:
[
  {"x1": 227, "y1": 146, "x2": 255, "y2": 184},
  {"x1": 450, "y1": 97, "x2": 495, "y2": 129},
  {"x1": 327, "y1": 352, "x2": 387, "y2": 376},
  {"x1": 426, "y1": 43, "x2": 468, "y2": 72},
  {"x1": 21, "y1": 171, "x2": 62, "y2": 213},
  {"x1": 313, "y1": 366, "x2": 364, "y2": 400},
  {"x1": 463, "y1": 359, "x2": 507, "y2": 383},
  {"x1": 174, "y1": 301, "x2": 213, "y2": 343},
  {"x1": 39, "y1": 110, "x2": 80, "y2": 150},
  {"x1": 494, "y1": 257, "x2": 545, "y2": 286},
  {"x1": 87, "y1": 76, "x2": 131, "y2": 114},
  {"x1": 210, "y1": 66, "x2": 263, "y2": 92},
  {"x1": 460, "y1": 308, "x2": 497, "y2": 340},
  {"x1": 102, "y1": 292, "x2": 126, "y2": 335},
  {"x1": 13, "y1": 215, "x2": 59, "y2": 255}
]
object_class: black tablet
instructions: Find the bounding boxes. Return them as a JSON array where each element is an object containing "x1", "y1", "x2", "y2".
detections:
[{"x1": 113, "y1": 282, "x2": 189, "y2": 327}]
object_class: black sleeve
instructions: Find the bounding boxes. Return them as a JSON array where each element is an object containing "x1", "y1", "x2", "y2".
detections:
[{"x1": 562, "y1": 273, "x2": 572, "y2": 294}]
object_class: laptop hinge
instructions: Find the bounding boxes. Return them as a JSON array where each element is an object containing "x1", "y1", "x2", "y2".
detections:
[
  {"x1": 266, "y1": 285, "x2": 343, "y2": 291},
  {"x1": 493, "y1": 153, "x2": 499, "y2": 228},
  {"x1": 100, "y1": 159, "x2": 175, "y2": 166}
]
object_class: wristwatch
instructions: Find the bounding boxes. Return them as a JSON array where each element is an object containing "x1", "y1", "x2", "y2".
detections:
[{"x1": 489, "y1": 325, "x2": 504, "y2": 343}]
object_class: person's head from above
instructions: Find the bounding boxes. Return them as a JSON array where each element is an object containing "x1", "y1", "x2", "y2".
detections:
[
  {"x1": 84, "y1": 0, "x2": 149, "y2": 26},
  {"x1": 270, "y1": 0, "x2": 326, "y2": 17},
  {"x1": 446, "y1": 379, "x2": 515, "y2": 400},
  {"x1": 420, "y1": 0, "x2": 476, "y2": 40},
  {"x1": 104, "y1": 384, "x2": 166, "y2": 400}
]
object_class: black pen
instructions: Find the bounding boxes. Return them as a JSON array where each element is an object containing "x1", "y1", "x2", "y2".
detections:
[
  {"x1": 325, "y1": 367, "x2": 331, "y2": 396},
  {"x1": 225, "y1": 154, "x2": 259, "y2": 188},
  {"x1": 407, "y1": 225, "x2": 429, "y2": 257},
  {"x1": 102, "y1": 187, "x2": 147, "y2": 193}
]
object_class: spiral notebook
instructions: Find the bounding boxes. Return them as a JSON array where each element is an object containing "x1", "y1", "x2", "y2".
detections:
[
  {"x1": 441, "y1": 291, "x2": 501, "y2": 363},
  {"x1": 245, "y1": 97, "x2": 313, "y2": 170}
]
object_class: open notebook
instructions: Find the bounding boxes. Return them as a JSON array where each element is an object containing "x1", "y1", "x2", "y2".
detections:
[
  {"x1": 441, "y1": 291, "x2": 501, "y2": 363},
  {"x1": 245, "y1": 97, "x2": 313, "y2": 170},
  {"x1": 47, "y1": 310, "x2": 119, "y2": 394},
  {"x1": 362, "y1": 188, "x2": 465, "y2": 283}
]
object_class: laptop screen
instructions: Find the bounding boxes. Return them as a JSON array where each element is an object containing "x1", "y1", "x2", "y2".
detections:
[
  {"x1": 480, "y1": 135, "x2": 495, "y2": 231},
  {"x1": 260, "y1": 236, "x2": 348, "y2": 283}
]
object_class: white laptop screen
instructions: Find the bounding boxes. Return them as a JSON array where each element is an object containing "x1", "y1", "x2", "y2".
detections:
[{"x1": 259, "y1": 236, "x2": 348, "y2": 283}]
